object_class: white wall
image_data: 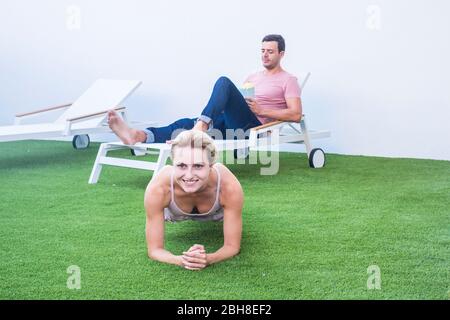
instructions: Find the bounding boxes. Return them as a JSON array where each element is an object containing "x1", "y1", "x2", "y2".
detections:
[{"x1": 1, "y1": 0, "x2": 449, "y2": 160}]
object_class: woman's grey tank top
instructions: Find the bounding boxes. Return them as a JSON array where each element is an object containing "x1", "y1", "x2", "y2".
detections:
[{"x1": 163, "y1": 165, "x2": 224, "y2": 222}]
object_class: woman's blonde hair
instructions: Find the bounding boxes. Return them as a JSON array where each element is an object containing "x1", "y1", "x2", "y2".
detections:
[{"x1": 170, "y1": 130, "x2": 217, "y2": 164}]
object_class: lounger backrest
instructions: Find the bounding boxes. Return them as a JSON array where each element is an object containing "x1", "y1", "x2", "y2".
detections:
[
  {"x1": 298, "y1": 72, "x2": 311, "y2": 93},
  {"x1": 55, "y1": 79, "x2": 142, "y2": 124}
]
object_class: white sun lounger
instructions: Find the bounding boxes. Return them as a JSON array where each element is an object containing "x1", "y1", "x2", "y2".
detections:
[
  {"x1": 0, "y1": 79, "x2": 144, "y2": 149},
  {"x1": 88, "y1": 72, "x2": 331, "y2": 184}
]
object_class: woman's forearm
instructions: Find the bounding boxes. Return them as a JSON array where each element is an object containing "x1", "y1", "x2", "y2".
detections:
[
  {"x1": 206, "y1": 245, "x2": 240, "y2": 265},
  {"x1": 148, "y1": 248, "x2": 182, "y2": 266}
]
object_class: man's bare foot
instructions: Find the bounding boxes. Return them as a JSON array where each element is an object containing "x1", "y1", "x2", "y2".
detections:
[
  {"x1": 107, "y1": 110, "x2": 146, "y2": 145},
  {"x1": 192, "y1": 120, "x2": 209, "y2": 132}
]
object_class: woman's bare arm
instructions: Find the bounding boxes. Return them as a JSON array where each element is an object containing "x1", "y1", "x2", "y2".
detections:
[
  {"x1": 206, "y1": 166, "x2": 244, "y2": 265},
  {"x1": 144, "y1": 169, "x2": 183, "y2": 267}
]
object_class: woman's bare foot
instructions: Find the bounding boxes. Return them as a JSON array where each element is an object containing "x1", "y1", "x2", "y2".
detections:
[{"x1": 107, "y1": 110, "x2": 146, "y2": 145}]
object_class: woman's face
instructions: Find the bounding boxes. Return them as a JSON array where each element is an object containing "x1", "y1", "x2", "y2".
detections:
[{"x1": 173, "y1": 146, "x2": 212, "y2": 193}]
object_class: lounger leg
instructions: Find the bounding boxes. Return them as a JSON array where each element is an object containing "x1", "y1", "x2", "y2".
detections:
[
  {"x1": 300, "y1": 118, "x2": 312, "y2": 157},
  {"x1": 150, "y1": 148, "x2": 170, "y2": 182},
  {"x1": 88, "y1": 143, "x2": 109, "y2": 184}
]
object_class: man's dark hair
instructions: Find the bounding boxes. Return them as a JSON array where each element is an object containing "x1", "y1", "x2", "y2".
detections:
[{"x1": 262, "y1": 34, "x2": 285, "y2": 52}]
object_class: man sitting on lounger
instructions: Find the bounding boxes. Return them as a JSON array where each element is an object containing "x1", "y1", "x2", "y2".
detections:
[{"x1": 108, "y1": 34, "x2": 302, "y2": 143}]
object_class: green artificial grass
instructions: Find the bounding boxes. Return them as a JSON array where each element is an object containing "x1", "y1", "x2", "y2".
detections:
[{"x1": 0, "y1": 140, "x2": 449, "y2": 300}]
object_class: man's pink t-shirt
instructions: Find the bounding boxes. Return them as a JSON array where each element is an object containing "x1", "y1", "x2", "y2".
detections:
[{"x1": 245, "y1": 70, "x2": 301, "y2": 124}]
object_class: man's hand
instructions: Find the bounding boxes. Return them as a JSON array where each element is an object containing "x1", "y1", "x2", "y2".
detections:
[
  {"x1": 245, "y1": 97, "x2": 263, "y2": 116},
  {"x1": 181, "y1": 244, "x2": 208, "y2": 271}
]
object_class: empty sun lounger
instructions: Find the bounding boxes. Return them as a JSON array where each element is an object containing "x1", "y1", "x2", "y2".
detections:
[{"x1": 0, "y1": 79, "x2": 144, "y2": 149}]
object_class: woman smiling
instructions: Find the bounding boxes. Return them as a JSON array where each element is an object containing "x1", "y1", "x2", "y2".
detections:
[{"x1": 144, "y1": 130, "x2": 244, "y2": 270}]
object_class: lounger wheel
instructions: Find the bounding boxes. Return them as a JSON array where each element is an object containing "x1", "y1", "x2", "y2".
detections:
[
  {"x1": 72, "y1": 134, "x2": 90, "y2": 149},
  {"x1": 309, "y1": 148, "x2": 326, "y2": 168},
  {"x1": 234, "y1": 147, "x2": 250, "y2": 159}
]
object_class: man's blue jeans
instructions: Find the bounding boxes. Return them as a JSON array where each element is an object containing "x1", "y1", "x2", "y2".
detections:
[{"x1": 144, "y1": 77, "x2": 262, "y2": 143}]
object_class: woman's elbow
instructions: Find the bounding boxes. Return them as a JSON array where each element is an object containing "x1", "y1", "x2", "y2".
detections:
[
  {"x1": 147, "y1": 249, "x2": 159, "y2": 261},
  {"x1": 229, "y1": 246, "x2": 241, "y2": 257}
]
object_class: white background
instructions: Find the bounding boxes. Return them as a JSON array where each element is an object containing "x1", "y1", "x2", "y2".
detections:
[{"x1": 1, "y1": 0, "x2": 449, "y2": 160}]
